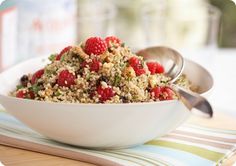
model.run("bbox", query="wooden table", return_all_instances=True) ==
[1,112,236,166]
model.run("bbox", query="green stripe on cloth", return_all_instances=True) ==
[146,140,224,162]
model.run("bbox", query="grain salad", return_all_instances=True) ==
[11,36,195,103]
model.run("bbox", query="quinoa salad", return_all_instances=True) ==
[11,36,196,103]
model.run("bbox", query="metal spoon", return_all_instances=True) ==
[137,46,213,118]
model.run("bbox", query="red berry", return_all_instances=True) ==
[89,59,101,72]
[150,86,174,101]
[135,68,146,76]
[56,46,72,60]
[146,61,164,74]
[16,90,35,99]
[156,63,164,73]
[31,69,44,84]
[97,85,114,102]
[105,36,121,46]
[84,37,107,55]
[27,91,35,99]
[57,70,76,87]
[129,57,146,76]
[129,57,140,67]
[16,90,27,98]
[161,87,174,100]
[146,62,158,75]
[150,86,161,99]
[80,61,88,68]
[80,59,101,72]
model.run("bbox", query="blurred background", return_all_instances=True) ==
[0,0,236,114]
[0,0,235,71]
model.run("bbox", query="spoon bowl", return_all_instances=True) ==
[137,46,213,118]
[137,46,184,83]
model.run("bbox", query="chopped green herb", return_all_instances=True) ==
[78,56,84,63]
[121,43,125,47]
[55,91,61,96]
[45,69,56,76]
[48,54,57,61]
[114,74,121,86]
[126,77,132,82]
[78,68,83,75]
[16,85,24,90]
[46,69,52,75]
[141,60,145,67]
[86,73,91,80]
[29,84,40,94]
[133,95,139,100]
[160,80,168,84]
[120,62,126,68]
[60,55,65,62]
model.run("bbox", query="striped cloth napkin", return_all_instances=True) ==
[0,111,236,166]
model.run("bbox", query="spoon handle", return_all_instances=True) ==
[171,84,213,118]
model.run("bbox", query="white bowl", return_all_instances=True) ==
[0,56,213,149]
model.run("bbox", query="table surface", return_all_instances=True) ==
[1,111,236,166]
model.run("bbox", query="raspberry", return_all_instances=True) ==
[135,68,146,76]
[128,57,146,76]
[105,36,121,46]
[146,62,158,75]
[146,62,164,74]
[56,46,72,60]
[31,69,44,84]
[161,87,174,100]
[156,63,164,73]
[16,90,26,98]
[57,70,76,87]
[80,59,101,72]
[80,61,88,68]
[16,90,35,99]
[27,91,35,99]
[89,59,101,72]
[150,86,174,101]
[150,86,161,99]
[129,57,140,67]
[97,85,114,102]
[84,37,107,55]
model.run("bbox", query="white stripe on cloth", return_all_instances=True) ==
[178,126,236,140]
[168,132,236,146]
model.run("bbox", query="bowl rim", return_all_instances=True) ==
[0,94,177,107]
[0,56,214,107]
